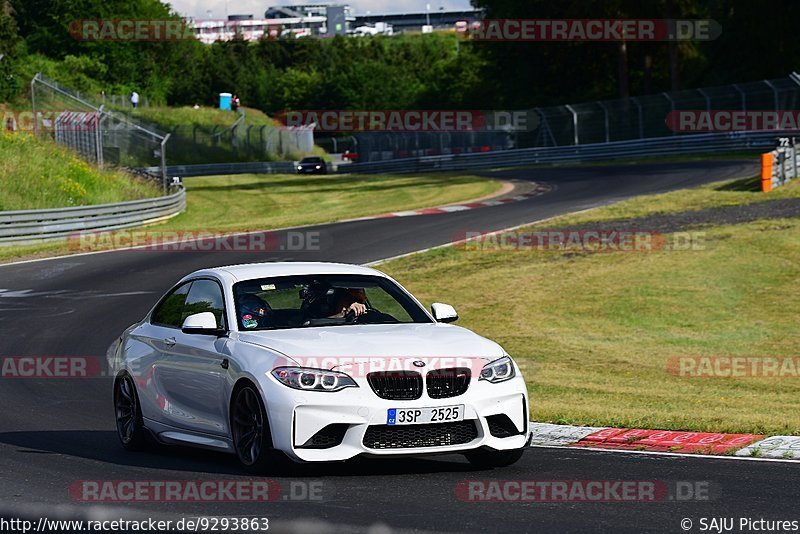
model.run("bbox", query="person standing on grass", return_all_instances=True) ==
[130,90,140,109]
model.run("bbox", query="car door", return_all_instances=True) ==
[130,280,191,425]
[149,278,231,436]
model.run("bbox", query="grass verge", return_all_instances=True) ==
[164,172,499,232]
[130,106,325,163]
[131,106,276,129]
[378,177,800,435]
[0,172,501,263]
[0,132,160,211]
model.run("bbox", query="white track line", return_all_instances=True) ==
[0,179,541,269]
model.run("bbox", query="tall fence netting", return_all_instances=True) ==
[355,75,800,163]
[30,73,168,184]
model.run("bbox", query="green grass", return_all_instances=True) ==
[131,106,277,129]
[0,171,501,262]
[163,172,499,232]
[0,131,160,211]
[378,178,800,435]
[550,175,797,224]
[129,105,324,164]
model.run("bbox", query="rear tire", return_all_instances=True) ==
[231,383,285,474]
[114,373,150,451]
[465,447,526,468]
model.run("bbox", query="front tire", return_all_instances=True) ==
[231,383,283,474]
[114,373,150,451]
[465,447,526,468]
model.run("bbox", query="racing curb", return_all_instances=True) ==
[528,423,800,459]
[353,183,553,220]
[0,181,554,269]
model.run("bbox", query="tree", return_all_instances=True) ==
[0,3,20,100]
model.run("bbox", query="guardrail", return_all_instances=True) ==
[760,139,799,192]
[344,131,778,174]
[0,187,186,246]
[140,161,298,178]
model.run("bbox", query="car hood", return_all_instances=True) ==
[237,323,505,369]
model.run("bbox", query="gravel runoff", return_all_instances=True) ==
[554,198,800,234]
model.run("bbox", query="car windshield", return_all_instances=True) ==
[233,274,432,331]
[300,157,323,163]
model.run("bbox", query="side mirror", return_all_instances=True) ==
[182,312,225,335]
[431,303,458,323]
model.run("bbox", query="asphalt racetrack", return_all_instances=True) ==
[3,159,797,533]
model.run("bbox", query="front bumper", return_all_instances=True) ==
[260,372,529,462]
[297,167,325,174]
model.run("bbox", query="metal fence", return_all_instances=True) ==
[345,130,776,174]
[30,73,169,186]
[353,75,800,163]
[0,187,186,246]
[527,76,800,148]
[352,130,512,163]
[159,118,314,165]
[314,135,358,155]
[53,111,102,164]
[100,92,151,109]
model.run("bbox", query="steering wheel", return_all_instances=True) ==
[344,308,377,324]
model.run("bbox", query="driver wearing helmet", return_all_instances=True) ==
[301,282,367,320]
[239,294,273,329]
[327,287,368,319]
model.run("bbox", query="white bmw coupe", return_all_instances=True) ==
[111,262,530,472]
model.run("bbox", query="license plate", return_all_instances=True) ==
[387,405,464,425]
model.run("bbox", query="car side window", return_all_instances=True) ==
[182,279,226,329]
[151,282,192,328]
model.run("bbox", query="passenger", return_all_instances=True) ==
[239,294,272,329]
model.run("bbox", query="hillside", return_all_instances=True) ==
[0,131,160,211]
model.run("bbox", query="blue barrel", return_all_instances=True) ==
[219,92,232,110]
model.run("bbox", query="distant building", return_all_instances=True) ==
[354,9,483,33]
[325,5,347,37]
[190,5,482,43]
[265,4,354,19]
[264,3,354,36]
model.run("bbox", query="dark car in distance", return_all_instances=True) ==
[297,156,328,175]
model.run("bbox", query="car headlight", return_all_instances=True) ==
[315,165,321,169]
[479,356,515,383]
[297,165,302,170]
[271,367,358,392]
